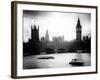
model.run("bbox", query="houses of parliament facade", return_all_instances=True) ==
[23,18,91,56]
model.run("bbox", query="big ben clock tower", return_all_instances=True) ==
[76,18,82,41]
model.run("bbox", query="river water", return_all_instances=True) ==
[23,53,91,69]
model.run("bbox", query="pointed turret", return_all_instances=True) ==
[45,30,49,42]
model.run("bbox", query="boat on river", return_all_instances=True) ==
[69,59,84,66]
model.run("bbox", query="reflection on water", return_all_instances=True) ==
[23,53,91,69]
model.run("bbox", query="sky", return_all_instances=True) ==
[23,10,91,42]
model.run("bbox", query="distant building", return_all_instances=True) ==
[76,18,82,41]
[41,37,46,43]
[45,30,49,42]
[53,36,64,43]
[52,36,64,49]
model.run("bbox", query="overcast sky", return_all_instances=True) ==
[23,10,91,42]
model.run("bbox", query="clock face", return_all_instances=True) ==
[76,28,81,31]
[76,27,81,31]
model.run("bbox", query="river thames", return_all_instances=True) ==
[23,53,91,69]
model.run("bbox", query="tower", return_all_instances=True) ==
[76,18,82,41]
[31,24,39,42]
[45,30,49,42]
[30,24,40,55]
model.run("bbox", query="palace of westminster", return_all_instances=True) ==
[23,18,91,56]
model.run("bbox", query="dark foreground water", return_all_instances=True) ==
[23,53,91,69]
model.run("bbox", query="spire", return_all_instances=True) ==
[76,17,81,28]
[77,17,80,24]
[78,17,80,23]
[45,30,49,42]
